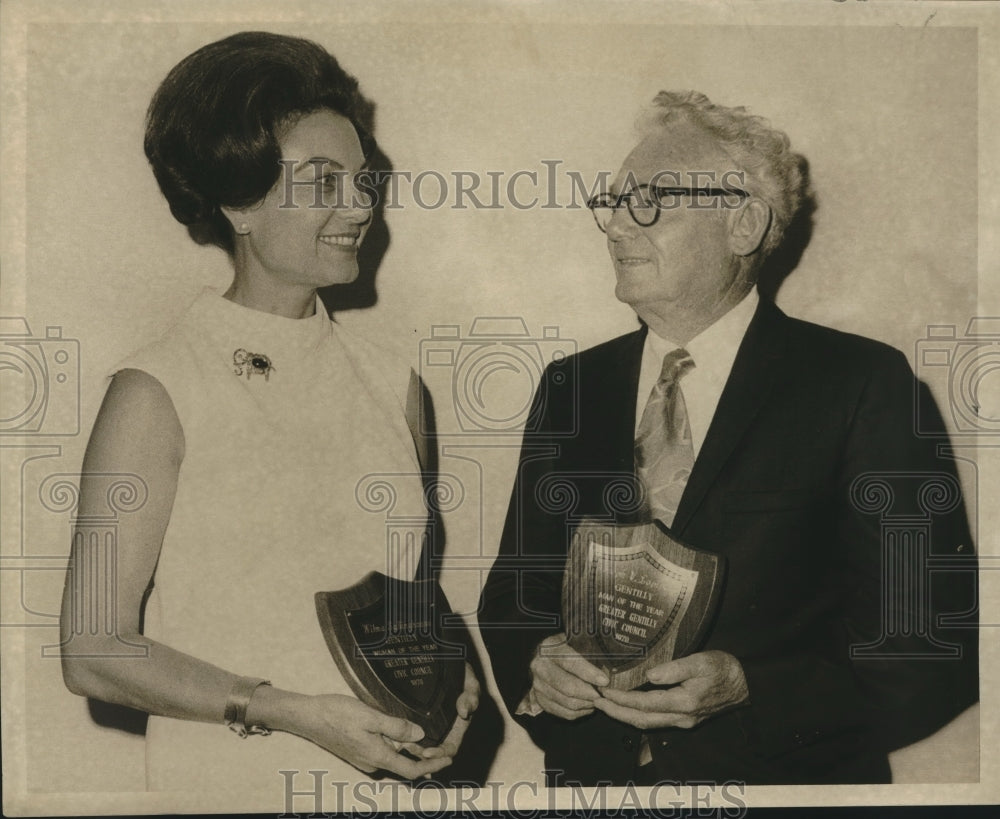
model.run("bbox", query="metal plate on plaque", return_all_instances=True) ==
[315,572,465,746]
[563,521,724,690]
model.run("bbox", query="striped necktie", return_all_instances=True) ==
[634,348,695,527]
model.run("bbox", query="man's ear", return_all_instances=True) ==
[728,199,771,257]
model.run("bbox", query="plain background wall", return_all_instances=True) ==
[3,1,997,812]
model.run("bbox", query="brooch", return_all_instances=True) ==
[233,348,275,381]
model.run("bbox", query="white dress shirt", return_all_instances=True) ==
[635,289,759,458]
[631,290,758,762]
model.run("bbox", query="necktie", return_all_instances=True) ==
[634,348,695,527]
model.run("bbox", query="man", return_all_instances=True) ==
[478,90,978,785]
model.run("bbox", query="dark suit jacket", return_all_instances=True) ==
[478,298,978,785]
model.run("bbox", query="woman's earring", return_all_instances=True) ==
[236,222,251,235]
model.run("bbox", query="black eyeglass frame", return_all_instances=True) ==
[586,184,750,231]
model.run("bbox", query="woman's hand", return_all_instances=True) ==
[405,662,481,760]
[278,693,456,780]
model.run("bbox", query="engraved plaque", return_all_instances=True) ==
[315,572,465,745]
[563,520,724,690]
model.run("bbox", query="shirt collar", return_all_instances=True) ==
[646,288,759,372]
[639,289,758,456]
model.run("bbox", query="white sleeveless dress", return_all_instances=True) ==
[117,289,428,806]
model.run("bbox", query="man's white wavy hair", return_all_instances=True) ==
[639,90,808,266]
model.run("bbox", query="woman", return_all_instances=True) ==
[59,31,477,796]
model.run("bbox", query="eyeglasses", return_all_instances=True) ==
[586,184,750,232]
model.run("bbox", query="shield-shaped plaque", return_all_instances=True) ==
[315,572,466,746]
[562,520,724,690]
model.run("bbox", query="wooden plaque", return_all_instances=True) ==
[562,520,725,690]
[315,572,465,746]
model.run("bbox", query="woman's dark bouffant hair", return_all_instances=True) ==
[144,31,374,254]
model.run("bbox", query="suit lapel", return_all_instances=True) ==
[672,299,789,535]
[589,327,646,475]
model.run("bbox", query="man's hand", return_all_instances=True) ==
[528,632,609,720]
[592,650,748,730]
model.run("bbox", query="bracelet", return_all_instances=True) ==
[223,677,272,738]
